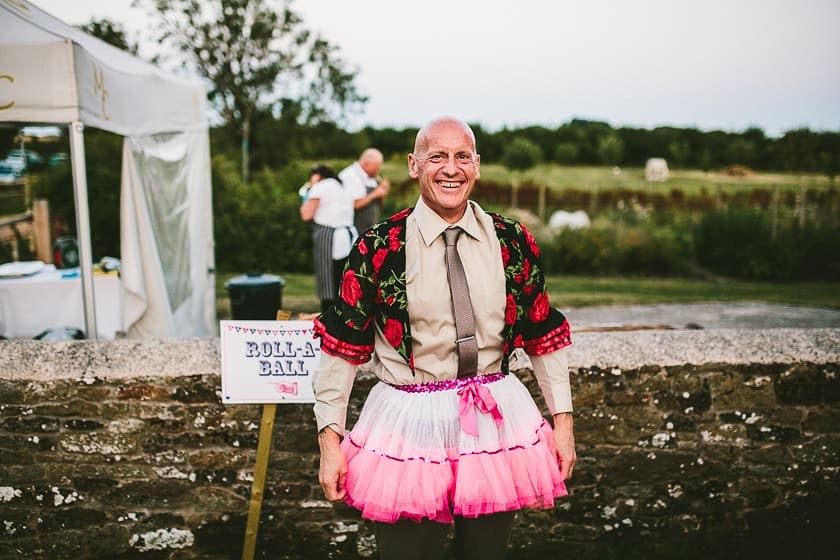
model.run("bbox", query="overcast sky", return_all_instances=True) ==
[27,0,840,137]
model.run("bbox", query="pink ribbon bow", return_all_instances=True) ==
[457,381,504,437]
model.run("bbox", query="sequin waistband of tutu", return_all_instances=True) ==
[388,372,507,393]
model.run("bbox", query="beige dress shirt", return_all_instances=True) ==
[313,198,572,434]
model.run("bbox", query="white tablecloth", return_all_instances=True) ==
[0,265,124,339]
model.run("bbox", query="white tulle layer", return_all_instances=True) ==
[340,373,567,523]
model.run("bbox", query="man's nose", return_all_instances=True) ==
[443,156,458,174]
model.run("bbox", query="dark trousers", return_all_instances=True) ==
[373,511,517,560]
[320,259,347,313]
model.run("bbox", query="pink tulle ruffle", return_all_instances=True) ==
[340,420,566,524]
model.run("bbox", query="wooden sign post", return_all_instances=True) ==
[220,312,318,560]
[241,402,277,560]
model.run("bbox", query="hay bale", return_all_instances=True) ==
[549,209,591,230]
[645,158,670,182]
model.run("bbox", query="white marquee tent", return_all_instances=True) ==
[0,0,215,338]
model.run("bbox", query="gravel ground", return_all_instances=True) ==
[562,302,840,331]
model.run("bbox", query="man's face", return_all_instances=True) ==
[408,121,480,223]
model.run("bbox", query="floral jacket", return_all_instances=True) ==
[314,207,572,375]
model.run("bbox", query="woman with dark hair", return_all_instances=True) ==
[300,165,358,313]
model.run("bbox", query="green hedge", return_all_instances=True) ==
[535,209,839,281]
[539,221,693,277]
[693,209,840,281]
[213,157,313,273]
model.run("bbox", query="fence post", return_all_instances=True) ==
[511,176,519,209]
[33,199,51,263]
[537,184,546,221]
[798,183,806,228]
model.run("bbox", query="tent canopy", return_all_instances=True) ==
[0,0,206,136]
[0,0,216,338]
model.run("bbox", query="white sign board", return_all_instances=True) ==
[220,320,319,404]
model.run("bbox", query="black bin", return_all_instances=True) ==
[53,236,79,269]
[225,272,285,320]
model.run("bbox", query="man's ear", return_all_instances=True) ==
[475,153,481,180]
[408,153,419,179]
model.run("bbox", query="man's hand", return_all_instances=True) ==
[374,178,390,199]
[354,179,390,210]
[318,427,348,501]
[553,412,576,480]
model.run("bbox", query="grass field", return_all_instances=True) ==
[216,272,840,318]
[545,276,840,308]
[215,163,838,318]
[379,161,833,196]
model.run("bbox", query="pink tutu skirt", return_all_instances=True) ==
[340,373,567,524]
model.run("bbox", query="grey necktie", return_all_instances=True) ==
[444,227,478,378]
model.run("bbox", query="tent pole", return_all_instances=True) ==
[69,121,98,340]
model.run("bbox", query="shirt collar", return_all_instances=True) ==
[414,197,483,247]
[354,161,370,178]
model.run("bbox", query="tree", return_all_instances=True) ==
[137,0,366,184]
[597,134,624,166]
[667,139,690,168]
[80,18,139,54]
[726,139,757,167]
[817,132,840,184]
[362,126,417,160]
[776,128,819,172]
[553,142,579,165]
[502,137,543,171]
[565,119,612,164]
[502,137,543,213]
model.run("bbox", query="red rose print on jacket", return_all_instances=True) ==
[529,291,550,322]
[388,227,402,251]
[523,225,539,257]
[341,269,363,306]
[384,318,404,348]
[390,208,412,222]
[504,294,517,325]
[372,248,388,274]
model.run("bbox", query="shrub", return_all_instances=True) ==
[538,220,693,277]
[553,142,579,164]
[693,210,783,279]
[501,137,543,171]
[597,134,624,166]
[693,209,840,281]
[617,225,692,276]
[212,156,313,273]
[791,225,840,280]
[540,227,619,275]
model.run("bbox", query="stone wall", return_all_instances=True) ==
[1,330,838,559]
